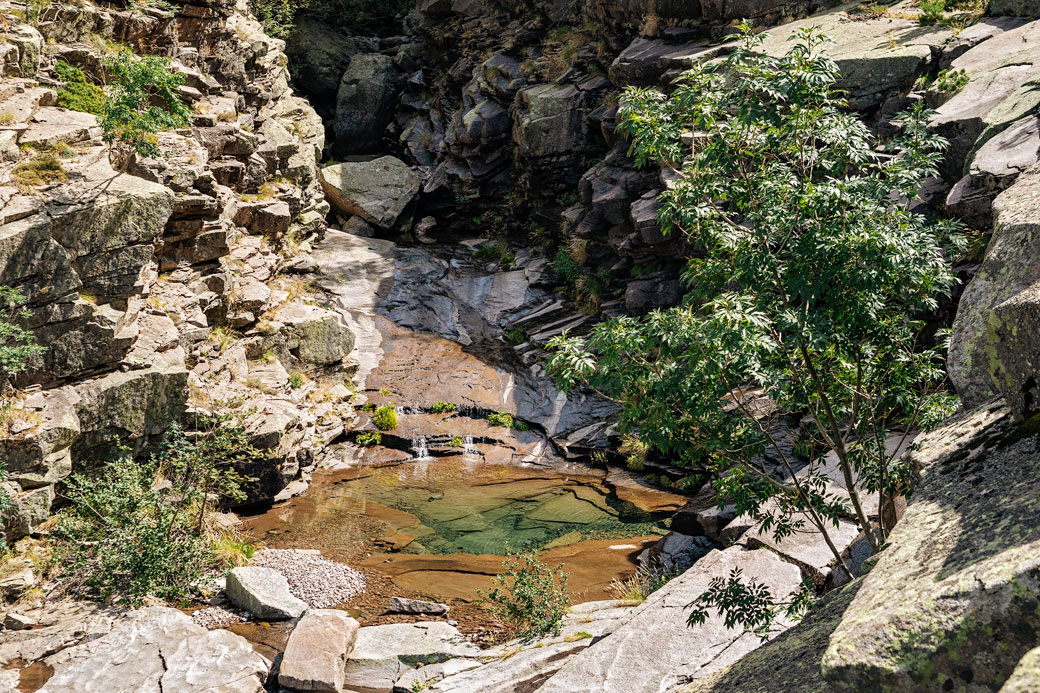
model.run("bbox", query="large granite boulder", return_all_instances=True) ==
[319,156,422,230]
[538,546,803,693]
[949,162,1040,405]
[1002,646,1040,692]
[989,0,1040,16]
[820,400,1040,691]
[279,609,359,692]
[275,302,356,366]
[226,566,307,620]
[985,280,1040,420]
[343,622,481,691]
[37,606,268,692]
[334,53,399,154]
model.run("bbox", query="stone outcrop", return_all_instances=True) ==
[818,399,1040,691]
[950,162,1040,404]
[319,157,422,230]
[36,606,269,693]
[986,279,1040,419]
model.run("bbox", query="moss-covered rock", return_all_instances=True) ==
[820,401,1040,691]
[1001,646,1040,692]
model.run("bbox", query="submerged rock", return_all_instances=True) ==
[388,596,450,616]
[226,566,307,620]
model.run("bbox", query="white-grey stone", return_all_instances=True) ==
[226,566,307,620]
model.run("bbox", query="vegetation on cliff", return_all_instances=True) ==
[549,25,962,631]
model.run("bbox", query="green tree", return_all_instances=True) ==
[480,551,570,638]
[100,49,191,157]
[548,25,961,632]
[0,286,45,387]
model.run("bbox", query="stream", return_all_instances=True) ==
[238,229,686,644]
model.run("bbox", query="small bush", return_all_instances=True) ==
[356,431,382,447]
[289,371,305,389]
[430,401,457,414]
[474,241,515,266]
[553,247,581,283]
[0,286,46,381]
[487,411,514,428]
[54,60,107,116]
[479,551,570,638]
[505,328,527,345]
[373,405,398,431]
[918,0,945,24]
[13,155,67,187]
[55,419,257,604]
[933,68,969,94]
[609,564,675,604]
[101,49,191,157]
[447,436,464,448]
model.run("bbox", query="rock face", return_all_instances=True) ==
[334,53,399,154]
[37,606,268,693]
[343,621,481,691]
[819,400,1040,691]
[949,163,1040,404]
[319,157,422,229]
[538,546,803,693]
[1002,646,1040,693]
[225,566,308,620]
[279,609,360,692]
[986,279,1040,419]
[513,77,608,158]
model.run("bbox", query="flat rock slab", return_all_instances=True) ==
[19,107,101,148]
[344,621,481,691]
[319,156,421,229]
[820,401,1040,691]
[37,606,268,693]
[392,658,482,693]
[538,546,803,693]
[434,641,586,692]
[279,609,359,692]
[226,566,307,620]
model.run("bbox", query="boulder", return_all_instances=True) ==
[37,606,268,693]
[343,622,480,691]
[3,485,53,539]
[392,658,482,693]
[1002,646,1040,693]
[0,387,79,489]
[19,107,101,148]
[276,302,356,366]
[279,609,359,692]
[985,279,1040,420]
[387,596,450,616]
[334,53,399,154]
[319,157,422,230]
[4,612,38,630]
[538,546,803,693]
[949,162,1040,404]
[433,642,586,692]
[639,532,714,575]
[0,563,37,600]
[679,581,864,693]
[624,273,682,312]
[819,400,1040,691]
[609,38,715,87]
[225,566,307,620]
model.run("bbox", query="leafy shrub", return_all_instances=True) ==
[289,371,305,388]
[355,431,382,446]
[474,241,515,266]
[55,419,256,604]
[430,401,457,413]
[447,436,464,448]
[487,411,514,428]
[373,405,398,431]
[54,60,106,116]
[933,68,969,94]
[553,247,581,283]
[479,551,570,638]
[0,286,46,382]
[918,0,945,24]
[505,328,527,345]
[100,49,191,157]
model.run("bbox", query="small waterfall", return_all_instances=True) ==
[462,435,477,458]
[411,435,431,461]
